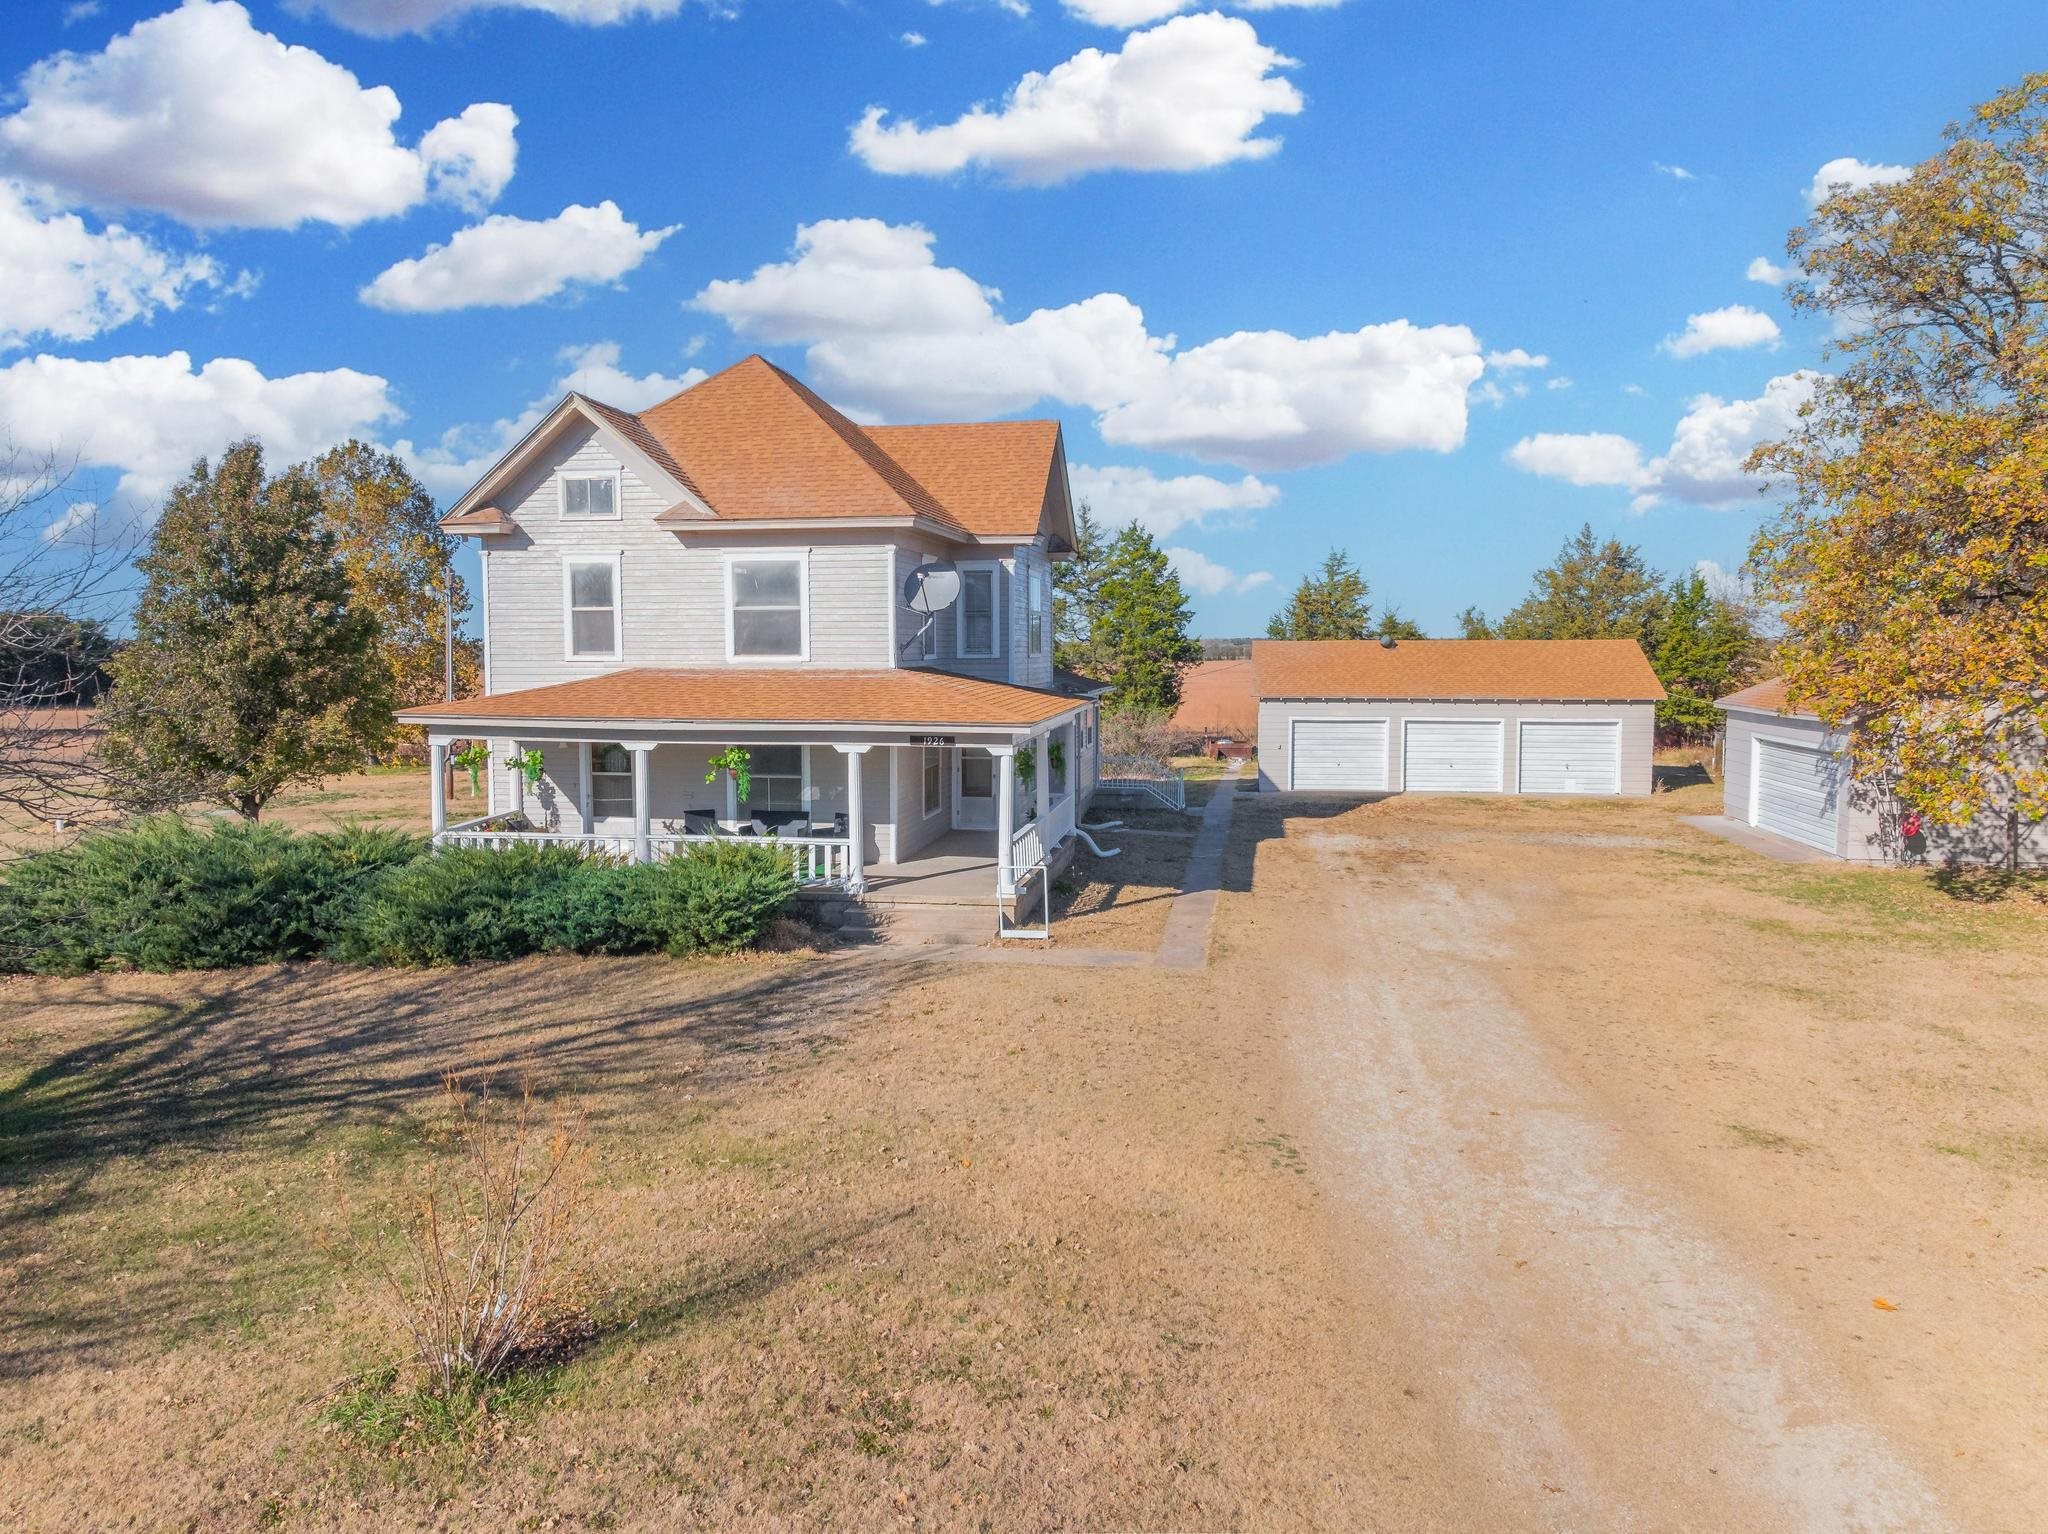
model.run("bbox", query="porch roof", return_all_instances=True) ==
[398,666,1084,732]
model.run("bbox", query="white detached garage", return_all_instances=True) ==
[1253,638,1662,797]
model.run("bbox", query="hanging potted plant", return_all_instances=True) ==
[706,746,752,807]
[451,741,490,798]
[1047,738,1066,790]
[510,747,546,788]
[1014,743,1038,820]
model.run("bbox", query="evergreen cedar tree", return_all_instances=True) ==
[1461,524,1761,741]
[1265,548,1426,641]
[309,441,481,714]
[1055,507,1202,713]
[1748,71,2048,830]
[103,440,393,820]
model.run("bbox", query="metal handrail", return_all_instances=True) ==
[997,859,1052,941]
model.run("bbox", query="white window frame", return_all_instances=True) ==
[588,742,635,821]
[558,468,623,522]
[724,550,810,664]
[922,746,943,818]
[1026,564,1045,657]
[956,561,1001,660]
[562,553,622,662]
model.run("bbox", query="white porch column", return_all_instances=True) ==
[836,745,870,894]
[992,744,1017,896]
[506,739,524,815]
[428,738,448,838]
[1033,728,1051,828]
[723,749,739,824]
[628,743,655,863]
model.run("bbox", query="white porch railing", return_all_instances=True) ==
[1010,790,1077,879]
[436,817,854,889]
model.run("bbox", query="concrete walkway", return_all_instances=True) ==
[1155,760,1246,969]
[1681,814,1831,864]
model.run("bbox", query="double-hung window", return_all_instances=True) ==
[560,471,619,521]
[922,747,942,817]
[742,745,804,823]
[728,556,806,661]
[1026,565,1044,656]
[564,555,620,660]
[958,564,999,659]
[589,743,633,819]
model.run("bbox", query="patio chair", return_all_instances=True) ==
[682,810,720,837]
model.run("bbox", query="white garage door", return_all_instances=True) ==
[1518,720,1621,795]
[1752,737,1842,853]
[1403,719,1503,793]
[1290,718,1389,790]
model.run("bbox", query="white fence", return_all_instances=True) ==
[437,818,854,888]
[1098,754,1186,811]
[1009,790,1077,888]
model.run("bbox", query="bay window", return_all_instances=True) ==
[958,564,998,659]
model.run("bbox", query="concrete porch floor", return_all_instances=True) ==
[863,829,1005,905]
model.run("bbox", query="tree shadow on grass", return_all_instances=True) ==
[1929,867,2048,905]
[0,954,905,1376]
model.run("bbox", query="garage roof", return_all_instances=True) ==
[1715,677,1814,716]
[1252,639,1666,702]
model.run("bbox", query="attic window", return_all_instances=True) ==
[561,472,619,520]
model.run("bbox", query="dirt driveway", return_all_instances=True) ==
[1213,788,2047,1533]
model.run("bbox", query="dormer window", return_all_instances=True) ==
[727,553,808,661]
[958,564,999,659]
[560,471,620,520]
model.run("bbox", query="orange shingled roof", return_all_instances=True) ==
[439,505,515,533]
[1252,639,1666,701]
[1716,676,1809,715]
[397,667,1082,729]
[635,356,966,534]
[864,420,1065,541]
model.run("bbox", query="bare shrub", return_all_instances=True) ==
[380,1078,592,1395]
[1100,705,1184,761]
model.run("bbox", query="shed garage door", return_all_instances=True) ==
[1290,718,1389,791]
[1752,737,1842,853]
[1518,720,1621,795]
[1403,719,1503,793]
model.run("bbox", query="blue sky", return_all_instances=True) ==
[3,0,2041,637]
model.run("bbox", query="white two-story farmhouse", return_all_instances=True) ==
[398,355,1108,909]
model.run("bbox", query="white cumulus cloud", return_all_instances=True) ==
[0,350,400,508]
[1805,155,1911,206]
[288,0,686,34]
[0,180,233,350]
[1485,347,1549,371]
[0,1,516,230]
[849,14,1303,185]
[1659,304,1780,359]
[1069,462,1277,538]
[1166,545,1272,596]
[1507,371,1820,511]
[693,218,1486,470]
[360,202,678,312]
[393,341,705,495]
[1062,0,1344,27]
[1745,255,1795,285]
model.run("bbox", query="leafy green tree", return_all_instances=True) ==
[307,440,479,714]
[1266,548,1373,639]
[1653,572,1760,739]
[103,440,393,819]
[1095,524,1201,713]
[1053,501,1110,677]
[1494,523,1668,647]
[1748,73,2048,835]
[1454,605,1494,640]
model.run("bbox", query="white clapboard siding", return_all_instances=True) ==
[1752,737,1842,852]
[1517,720,1621,795]
[1403,719,1504,793]
[1289,718,1390,790]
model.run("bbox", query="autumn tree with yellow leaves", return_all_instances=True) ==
[1749,74,2048,854]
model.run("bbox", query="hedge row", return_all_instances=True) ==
[0,818,797,975]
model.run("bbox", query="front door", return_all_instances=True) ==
[954,749,995,829]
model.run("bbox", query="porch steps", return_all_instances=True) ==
[804,895,1004,948]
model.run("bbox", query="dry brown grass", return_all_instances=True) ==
[0,945,1394,1531]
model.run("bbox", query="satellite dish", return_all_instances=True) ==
[903,562,962,615]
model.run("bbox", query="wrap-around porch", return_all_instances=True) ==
[423,725,1088,902]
